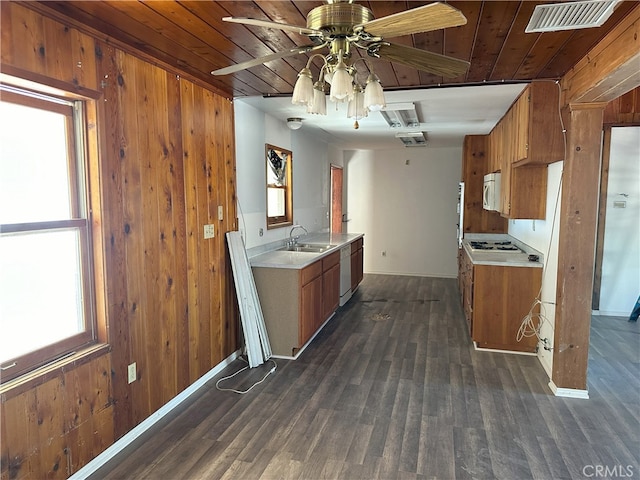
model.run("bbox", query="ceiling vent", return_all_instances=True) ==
[380,103,420,128]
[395,132,427,147]
[525,0,620,33]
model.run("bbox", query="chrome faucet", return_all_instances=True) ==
[288,224,308,246]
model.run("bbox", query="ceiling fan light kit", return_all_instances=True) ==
[212,1,470,130]
[292,67,314,106]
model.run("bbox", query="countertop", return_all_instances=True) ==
[461,233,543,268]
[249,232,364,269]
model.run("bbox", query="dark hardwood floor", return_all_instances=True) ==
[91,275,640,480]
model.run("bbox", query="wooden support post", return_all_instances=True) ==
[552,103,605,392]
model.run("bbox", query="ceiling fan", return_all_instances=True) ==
[211,0,470,79]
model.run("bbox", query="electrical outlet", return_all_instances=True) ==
[128,362,137,384]
[204,224,215,239]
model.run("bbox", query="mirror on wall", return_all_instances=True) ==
[266,144,293,229]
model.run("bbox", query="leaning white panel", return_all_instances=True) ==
[226,231,272,367]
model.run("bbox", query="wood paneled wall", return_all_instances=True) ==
[461,135,508,235]
[604,86,640,125]
[1,2,238,478]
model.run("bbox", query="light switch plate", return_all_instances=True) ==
[128,362,136,384]
[218,205,224,221]
[204,224,215,239]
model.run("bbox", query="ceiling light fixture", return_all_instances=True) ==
[292,51,386,130]
[380,103,420,128]
[287,117,303,130]
[395,131,428,147]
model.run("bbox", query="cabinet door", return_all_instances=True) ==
[472,264,541,352]
[351,246,363,290]
[300,274,322,347]
[322,263,340,323]
[459,251,474,335]
[513,88,530,162]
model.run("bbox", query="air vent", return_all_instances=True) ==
[380,103,420,128]
[395,132,427,147]
[525,0,620,33]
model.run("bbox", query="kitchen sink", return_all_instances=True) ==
[278,244,337,253]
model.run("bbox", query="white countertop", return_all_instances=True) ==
[461,234,543,268]
[250,233,364,269]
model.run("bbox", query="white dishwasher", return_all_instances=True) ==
[339,245,352,306]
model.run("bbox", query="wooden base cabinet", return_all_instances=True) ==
[322,251,341,320]
[459,249,542,353]
[351,237,364,291]
[300,260,323,348]
[458,249,474,336]
[253,250,341,357]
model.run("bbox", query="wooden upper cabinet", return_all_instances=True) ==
[513,91,529,162]
[512,82,565,166]
[503,165,548,219]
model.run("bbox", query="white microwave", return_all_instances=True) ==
[483,172,501,211]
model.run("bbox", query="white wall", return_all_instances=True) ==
[599,126,640,316]
[345,146,462,278]
[234,101,340,249]
[509,161,563,377]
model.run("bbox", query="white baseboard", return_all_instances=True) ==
[69,350,241,480]
[549,380,589,399]
[473,342,537,356]
[364,270,458,279]
[592,309,630,317]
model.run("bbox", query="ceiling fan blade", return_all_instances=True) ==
[212,44,325,76]
[223,17,322,36]
[357,2,467,38]
[371,43,469,78]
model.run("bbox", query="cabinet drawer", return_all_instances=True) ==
[322,251,340,271]
[301,260,322,285]
[351,237,363,252]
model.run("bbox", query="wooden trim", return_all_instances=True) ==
[330,164,343,234]
[552,104,605,390]
[0,343,111,399]
[19,1,234,100]
[592,127,612,310]
[1,65,102,100]
[562,4,640,104]
[265,144,293,229]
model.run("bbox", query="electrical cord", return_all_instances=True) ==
[517,298,551,343]
[215,357,277,395]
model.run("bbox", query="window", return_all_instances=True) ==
[0,84,96,382]
[266,144,293,229]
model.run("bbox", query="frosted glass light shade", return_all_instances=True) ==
[364,73,385,111]
[287,118,303,130]
[308,86,327,115]
[292,68,314,106]
[347,87,367,120]
[330,62,353,101]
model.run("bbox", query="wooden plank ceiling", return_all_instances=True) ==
[38,1,638,99]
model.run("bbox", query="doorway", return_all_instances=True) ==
[330,165,343,233]
[593,126,640,316]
